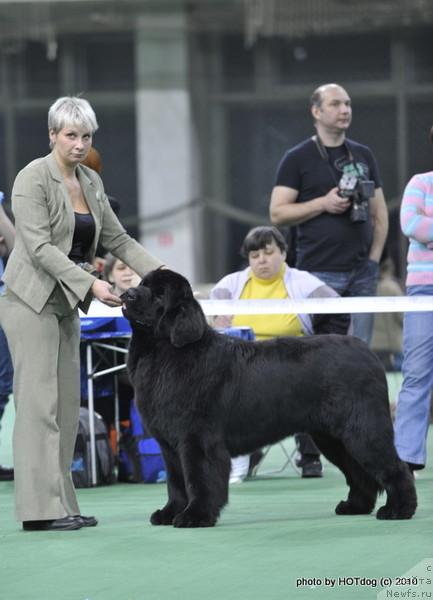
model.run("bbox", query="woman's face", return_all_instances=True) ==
[49,125,93,168]
[248,239,286,280]
[109,260,140,294]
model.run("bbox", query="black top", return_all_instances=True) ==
[68,212,96,264]
[274,137,382,272]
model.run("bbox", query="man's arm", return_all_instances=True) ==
[269,185,351,226]
[368,187,389,263]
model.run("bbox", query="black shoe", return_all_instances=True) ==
[406,461,423,471]
[0,465,14,481]
[22,516,83,531]
[405,461,423,474]
[301,458,323,478]
[75,515,98,527]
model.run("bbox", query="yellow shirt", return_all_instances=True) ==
[232,265,304,340]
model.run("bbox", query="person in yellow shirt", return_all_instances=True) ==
[211,226,349,481]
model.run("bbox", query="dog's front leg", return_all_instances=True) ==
[172,432,231,528]
[150,442,188,526]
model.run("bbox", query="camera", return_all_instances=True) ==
[338,172,375,223]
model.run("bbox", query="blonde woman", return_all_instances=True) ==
[0,97,163,531]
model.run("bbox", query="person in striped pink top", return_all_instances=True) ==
[394,124,433,473]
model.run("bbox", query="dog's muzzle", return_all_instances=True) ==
[120,288,138,304]
[120,287,151,327]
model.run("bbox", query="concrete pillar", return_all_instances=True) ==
[134,11,201,282]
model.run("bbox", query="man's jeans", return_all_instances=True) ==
[0,325,13,421]
[311,259,379,345]
[394,285,433,467]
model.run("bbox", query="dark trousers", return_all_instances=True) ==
[295,432,320,458]
[0,325,13,421]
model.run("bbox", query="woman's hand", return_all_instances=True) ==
[91,279,122,306]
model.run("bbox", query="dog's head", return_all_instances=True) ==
[121,268,207,348]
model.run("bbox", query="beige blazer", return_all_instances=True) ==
[3,152,162,314]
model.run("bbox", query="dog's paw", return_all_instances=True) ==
[172,509,217,528]
[376,505,414,520]
[150,509,175,526]
[335,500,373,515]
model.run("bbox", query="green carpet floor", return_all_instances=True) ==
[0,402,431,600]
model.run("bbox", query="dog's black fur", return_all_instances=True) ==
[122,269,417,527]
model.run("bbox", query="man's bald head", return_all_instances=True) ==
[310,84,349,109]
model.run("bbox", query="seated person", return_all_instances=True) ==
[103,253,141,296]
[80,254,141,436]
[210,226,349,482]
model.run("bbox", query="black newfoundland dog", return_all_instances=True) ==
[122,269,417,527]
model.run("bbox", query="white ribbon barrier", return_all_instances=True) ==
[82,295,433,318]
[200,296,433,315]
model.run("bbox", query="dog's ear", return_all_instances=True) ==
[151,270,206,346]
[166,300,207,348]
[162,273,195,310]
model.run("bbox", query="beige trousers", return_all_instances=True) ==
[0,287,81,522]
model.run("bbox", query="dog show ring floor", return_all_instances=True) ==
[0,401,432,600]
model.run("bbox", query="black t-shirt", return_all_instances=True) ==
[69,212,96,264]
[274,137,382,271]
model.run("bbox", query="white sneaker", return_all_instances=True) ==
[229,455,249,484]
[229,475,245,484]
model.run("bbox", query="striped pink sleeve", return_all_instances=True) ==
[400,174,433,244]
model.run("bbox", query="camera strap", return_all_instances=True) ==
[312,134,363,185]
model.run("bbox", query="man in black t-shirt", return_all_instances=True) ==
[270,83,388,476]
[270,83,388,342]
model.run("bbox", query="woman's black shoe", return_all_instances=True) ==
[75,515,98,527]
[0,465,14,481]
[22,516,82,531]
[406,461,424,473]
[296,456,324,478]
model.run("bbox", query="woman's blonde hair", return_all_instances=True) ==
[48,96,98,135]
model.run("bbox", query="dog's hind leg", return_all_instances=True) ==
[172,432,231,528]
[375,461,417,520]
[311,433,379,515]
[150,441,189,526]
[339,434,417,520]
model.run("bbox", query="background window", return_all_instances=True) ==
[85,34,134,92]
